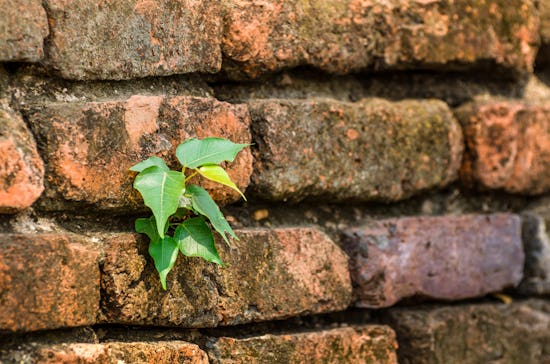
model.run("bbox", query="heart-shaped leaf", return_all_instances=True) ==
[149,237,179,290]
[176,138,248,169]
[198,165,246,200]
[186,184,236,245]
[175,216,223,265]
[133,166,185,237]
[129,156,169,172]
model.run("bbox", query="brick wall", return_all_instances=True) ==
[1,1,550,363]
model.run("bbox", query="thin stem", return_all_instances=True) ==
[185,170,199,182]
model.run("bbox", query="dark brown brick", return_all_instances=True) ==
[519,210,550,296]
[43,0,222,80]
[249,98,462,202]
[222,0,538,79]
[343,214,523,308]
[384,300,550,364]
[0,0,48,61]
[26,95,252,211]
[0,234,100,332]
[207,325,397,364]
[27,341,208,363]
[456,100,550,194]
[100,228,351,327]
[0,106,44,213]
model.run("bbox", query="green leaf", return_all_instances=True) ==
[176,137,248,169]
[186,184,237,245]
[198,165,246,200]
[148,236,179,290]
[133,166,185,238]
[174,217,223,265]
[135,216,161,243]
[129,156,169,172]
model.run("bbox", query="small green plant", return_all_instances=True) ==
[130,137,248,289]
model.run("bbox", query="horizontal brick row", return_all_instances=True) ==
[5,95,550,214]
[0,326,398,363]
[342,214,524,307]
[384,300,550,364]
[0,0,540,79]
[0,227,351,332]
[25,95,252,211]
[207,326,398,364]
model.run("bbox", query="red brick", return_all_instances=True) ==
[0,0,48,61]
[0,106,44,213]
[0,234,100,332]
[100,228,351,327]
[31,341,208,364]
[343,214,523,308]
[207,326,397,364]
[26,95,252,211]
[222,0,538,79]
[384,300,550,364]
[43,0,222,80]
[456,100,550,194]
[249,98,462,202]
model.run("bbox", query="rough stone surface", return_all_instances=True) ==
[457,100,550,194]
[540,0,550,45]
[222,0,538,79]
[0,0,48,61]
[100,227,351,327]
[0,234,100,332]
[384,300,550,364]
[343,214,524,308]
[26,95,252,211]
[519,211,550,295]
[43,0,222,80]
[249,98,463,202]
[0,106,44,213]
[29,341,208,364]
[207,326,398,364]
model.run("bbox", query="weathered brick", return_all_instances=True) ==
[0,0,48,61]
[383,300,550,364]
[456,100,550,194]
[6,341,208,364]
[100,227,351,327]
[206,326,397,364]
[26,95,252,211]
[222,0,538,79]
[0,106,44,213]
[540,0,550,45]
[343,214,523,308]
[249,98,462,202]
[519,211,550,295]
[43,0,222,80]
[0,234,100,332]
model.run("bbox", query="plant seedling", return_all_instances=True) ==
[130,137,248,289]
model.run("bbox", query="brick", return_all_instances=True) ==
[0,0,48,61]
[456,100,550,194]
[0,234,100,332]
[519,211,550,295]
[383,300,550,364]
[26,95,252,211]
[206,326,397,364]
[43,0,222,80]
[540,0,550,45]
[342,214,523,308]
[100,227,351,327]
[11,341,209,364]
[222,0,538,79]
[0,106,44,213]
[249,98,462,202]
